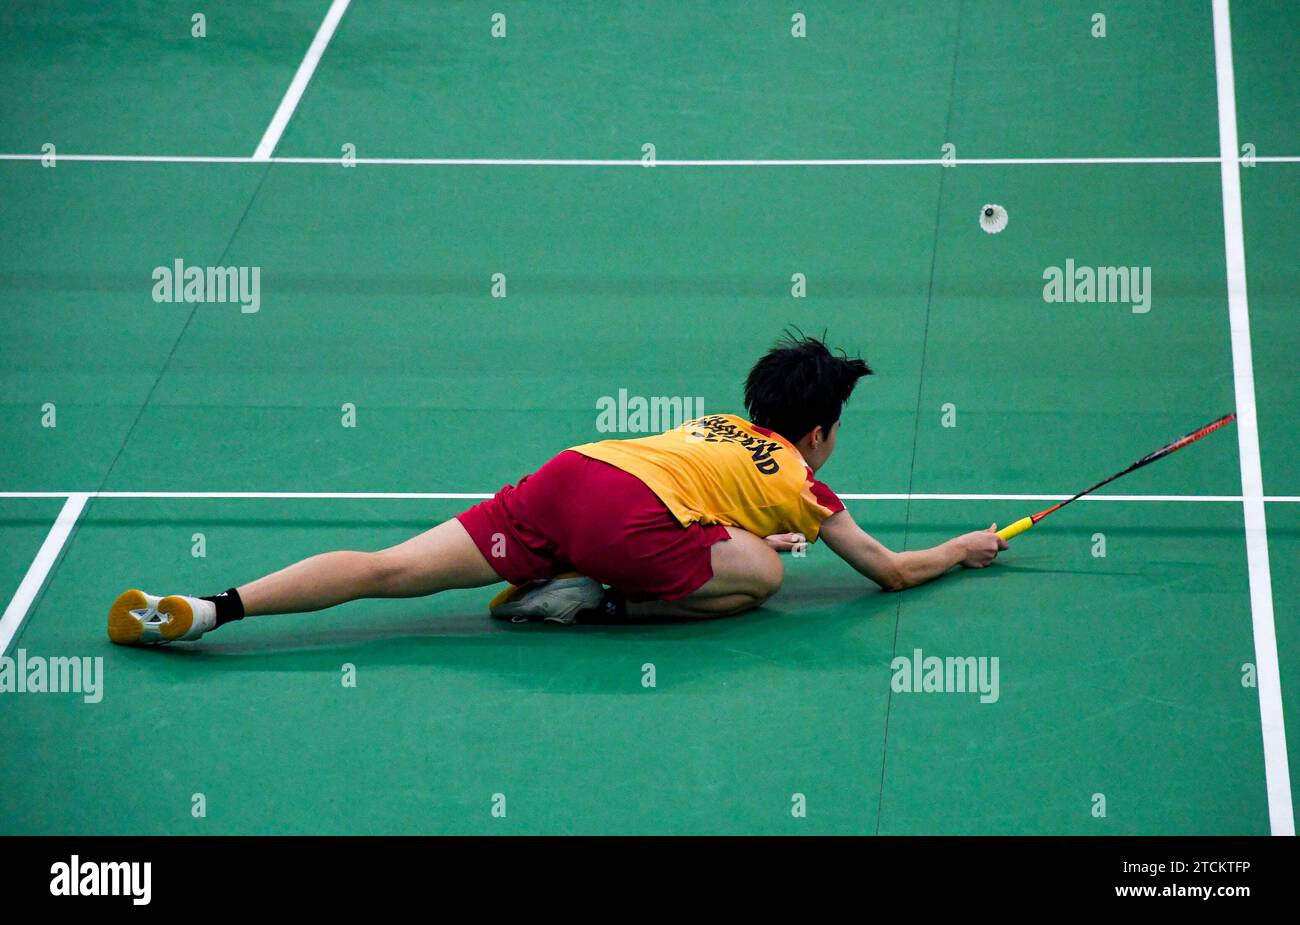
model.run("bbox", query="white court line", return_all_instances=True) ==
[0,154,252,164]
[1213,0,1293,837]
[0,491,1296,502]
[6,154,1300,167]
[251,0,352,161]
[0,493,88,657]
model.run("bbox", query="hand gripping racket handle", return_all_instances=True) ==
[996,517,1034,541]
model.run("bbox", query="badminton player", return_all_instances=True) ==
[108,334,1006,644]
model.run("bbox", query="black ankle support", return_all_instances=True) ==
[202,587,245,627]
[578,589,627,624]
[602,589,627,619]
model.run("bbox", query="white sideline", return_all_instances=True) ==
[3,153,1299,167]
[1213,0,1293,836]
[7,153,1300,166]
[252,0,352,161]
[0,493,88,657]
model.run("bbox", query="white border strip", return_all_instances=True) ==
[5,154,1300,167]
[0,491,1295,502]
[1213,0,1293,836]
[252,0,352,161]
[0,493,87,656]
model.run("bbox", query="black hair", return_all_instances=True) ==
[743,330,872,444]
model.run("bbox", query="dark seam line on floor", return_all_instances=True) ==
[875,0,964,836]
[13,161,275,650]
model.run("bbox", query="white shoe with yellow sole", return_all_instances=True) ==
[108,589,216,646]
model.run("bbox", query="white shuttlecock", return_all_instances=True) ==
[979,203,1008,234]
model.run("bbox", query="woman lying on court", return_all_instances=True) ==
[107,334,1007,645]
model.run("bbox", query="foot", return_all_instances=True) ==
[488,574,604,625]
[107,589,216,646]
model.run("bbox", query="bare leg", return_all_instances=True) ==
[237,518,501,617]
[626,527,783,620]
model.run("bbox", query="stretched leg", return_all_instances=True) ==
[626,527,782,620]
[239,518,500,616]
[110,518,505,646]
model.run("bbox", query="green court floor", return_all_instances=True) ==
[0,0,1295,835]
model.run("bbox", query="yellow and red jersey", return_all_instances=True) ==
[569,414,844,541]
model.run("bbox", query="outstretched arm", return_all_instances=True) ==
[813,509,1007,592]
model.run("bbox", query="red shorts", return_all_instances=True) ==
[456,450,731,601]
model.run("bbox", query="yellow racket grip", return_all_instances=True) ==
[996,517,1034,541]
